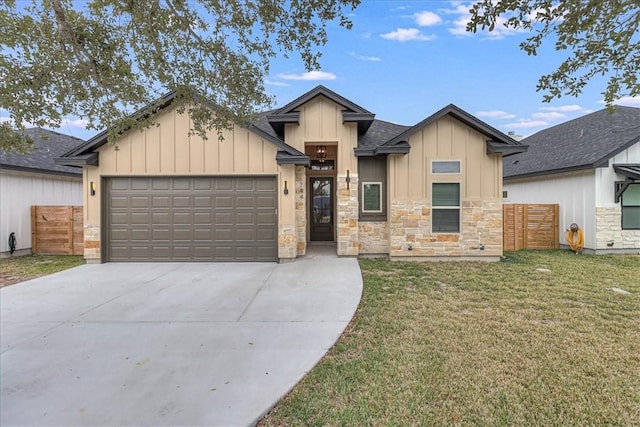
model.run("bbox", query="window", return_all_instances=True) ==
[358,157,387,221]
[622,183,640,230]
[432,160,460,174]
[362,182,382,213]
[432,183,460,233]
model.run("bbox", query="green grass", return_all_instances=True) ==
[260,251,640,426]
[0,255,85,287]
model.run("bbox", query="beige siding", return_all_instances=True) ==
[390,115,501,200]
[283,95,358,173]
[84,106,281,238]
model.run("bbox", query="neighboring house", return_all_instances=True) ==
[1,128,84,256]
[503,106,640,253]
[58,86,525,263]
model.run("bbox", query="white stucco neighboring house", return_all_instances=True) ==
[503,106,640,253]
[0,128,84,257]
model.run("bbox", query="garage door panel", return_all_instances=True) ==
[152,228,171,240]
[131,213,150,224]
[173,228,193,241]
[173,196,192,208]
[215,228,232,241]
[106,176,276,262]
[151,179,171,191]
[110,196,129,209]
[152,196,170,208]
[152,212,171,225]
[236,212,255,225]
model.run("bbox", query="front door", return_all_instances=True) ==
[310,177,334,241]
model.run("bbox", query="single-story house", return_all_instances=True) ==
[1,128,84,256]
[503,106,640,253]
[58,86,526,263]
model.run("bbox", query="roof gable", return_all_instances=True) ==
[57,91,308,167]
[504,106,640,179]
[1,128,84,176]
[356,104,526,156]
[266,85,375,137]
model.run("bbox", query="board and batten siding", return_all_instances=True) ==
[0,169,82,254]
[503,170,597,250]
[283,95,359,174]
[389,115,502,200]
[83,105,291,260]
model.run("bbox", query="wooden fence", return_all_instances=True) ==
[503,204,559,251]
[31,206,84,255]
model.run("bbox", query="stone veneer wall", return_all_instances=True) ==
[358,222,389,254]
[278,224,297,259]
[596,206,640,250]
[295,166,307,256]
[84,224,101,262]
[336,173,359,256]
[389,199,502,257]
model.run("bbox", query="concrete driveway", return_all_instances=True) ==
[1,247,362,426]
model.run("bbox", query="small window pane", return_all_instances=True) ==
[432,161,460,174]
[622,206,640,229]
[622,184,640,206]
[362,183,382,212]
[433,183,460,207]
[433,209,460,232]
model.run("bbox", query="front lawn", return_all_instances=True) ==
[0,255,85,288]
[260,251,640,426]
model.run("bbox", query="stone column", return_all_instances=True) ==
[336,173,359,256]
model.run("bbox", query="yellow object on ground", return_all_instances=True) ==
[565,224,584,253]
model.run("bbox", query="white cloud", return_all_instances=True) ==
[531,111,566,120]
[476,110,516,119]
[505,119,549,129]
[265,79,290,87]
[276,71,337,81]
[598,96,640,107]
[62,118,88,129]
[415,11,442,26]
[349,51,381,62]
[445,3,526,39]
[381,28,436,42]
[539,104,584,112]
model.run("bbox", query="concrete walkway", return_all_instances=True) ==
[1,246,362,426]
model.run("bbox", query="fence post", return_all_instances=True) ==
[31,206,37,254]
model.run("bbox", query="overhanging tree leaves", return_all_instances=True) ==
[467,0,639,105]
[0,0,360,152]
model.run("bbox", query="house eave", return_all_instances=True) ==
[486,141,529,156]
[276,152,311,166]
[0,163,83,178]
[55,153,99,167]
[504,164,597,181]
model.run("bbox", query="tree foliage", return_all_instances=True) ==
[0,0,359,152]
[467,0,639,105]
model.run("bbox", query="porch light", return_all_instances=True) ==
[346,169,351,189]
[283,180,289,195]
[316,145,327,159]
[90,181,96,196]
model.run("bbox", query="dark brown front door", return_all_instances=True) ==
[310,177,334,241]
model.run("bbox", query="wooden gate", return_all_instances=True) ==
[503,204,559,251]
[31,206,84,255]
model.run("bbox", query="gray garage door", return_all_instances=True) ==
[105,177,277,262]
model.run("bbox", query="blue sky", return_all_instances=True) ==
[5,0,639,141]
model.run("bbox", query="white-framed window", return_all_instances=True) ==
[362,182,383,213]
[432,160,461,174]
[622,183,640,230]
[432,182,460,233]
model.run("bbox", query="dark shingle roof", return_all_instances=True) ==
[504,106,640,179]
[1,128,84,176]
[358,119,411,149]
